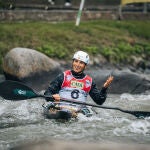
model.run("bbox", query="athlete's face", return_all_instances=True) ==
[72,59,86,73]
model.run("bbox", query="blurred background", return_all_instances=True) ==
[0,0,149,12]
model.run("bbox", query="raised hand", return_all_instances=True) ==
[103,76,114,88]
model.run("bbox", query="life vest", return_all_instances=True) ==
[59,70,92,102]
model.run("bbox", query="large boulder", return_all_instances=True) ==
[3,47,62,91]
[86,68,150,94]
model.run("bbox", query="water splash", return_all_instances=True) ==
[120,93,135,101]
[0,94,150,149]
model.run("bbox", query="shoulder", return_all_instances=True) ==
[53,72,64,81]
[85,74,92,81]
[64,70,71,75]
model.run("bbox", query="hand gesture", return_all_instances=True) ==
[103,76,114,88]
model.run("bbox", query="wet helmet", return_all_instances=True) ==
[73,51,89,64]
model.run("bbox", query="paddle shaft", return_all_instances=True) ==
[46,96,150,118]
[0,80,150,118]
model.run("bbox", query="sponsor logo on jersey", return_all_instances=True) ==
[71,80,84,89]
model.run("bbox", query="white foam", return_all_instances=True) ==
[120,93,135,101]
[120,93,150,101]
[113,120,150,136]
[129,121,150,135]
[0,106,6,115]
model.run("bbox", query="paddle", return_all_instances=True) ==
[0,80,150,118]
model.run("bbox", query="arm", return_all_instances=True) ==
[44,73,64,97]
[89,76,114,105]
[89,81,107,105]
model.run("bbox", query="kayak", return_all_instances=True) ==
[0,80,149,119]
[42,102,93,121]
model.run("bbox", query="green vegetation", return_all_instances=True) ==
[0,20,150,73]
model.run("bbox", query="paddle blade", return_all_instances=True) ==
[0,80,38,100]
[130,110,150,118]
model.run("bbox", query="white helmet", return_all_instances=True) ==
[73,51,89,64]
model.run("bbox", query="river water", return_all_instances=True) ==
[0,93,150,149]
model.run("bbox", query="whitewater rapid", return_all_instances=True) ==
[0,93,150,149]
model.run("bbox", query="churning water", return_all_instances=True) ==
[0,93,150,149]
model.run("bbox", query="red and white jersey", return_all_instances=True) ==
[59,70,92,102]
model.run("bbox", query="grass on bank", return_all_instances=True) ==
[0,20,150,73]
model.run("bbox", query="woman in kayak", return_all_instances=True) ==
[44,50,113,106]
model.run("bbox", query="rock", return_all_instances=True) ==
[86,68,150,94]
[0,74,5,83]
[2,48,150,93]
[110,70,150,94]
[130,55,145,70]
[3,47,60,78]
[2,47,62,91]
[144,68,150,74]
[90,54,107,66]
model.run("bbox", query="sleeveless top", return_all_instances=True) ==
[59,70,92,102]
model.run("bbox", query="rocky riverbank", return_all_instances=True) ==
[1,47,150,94]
